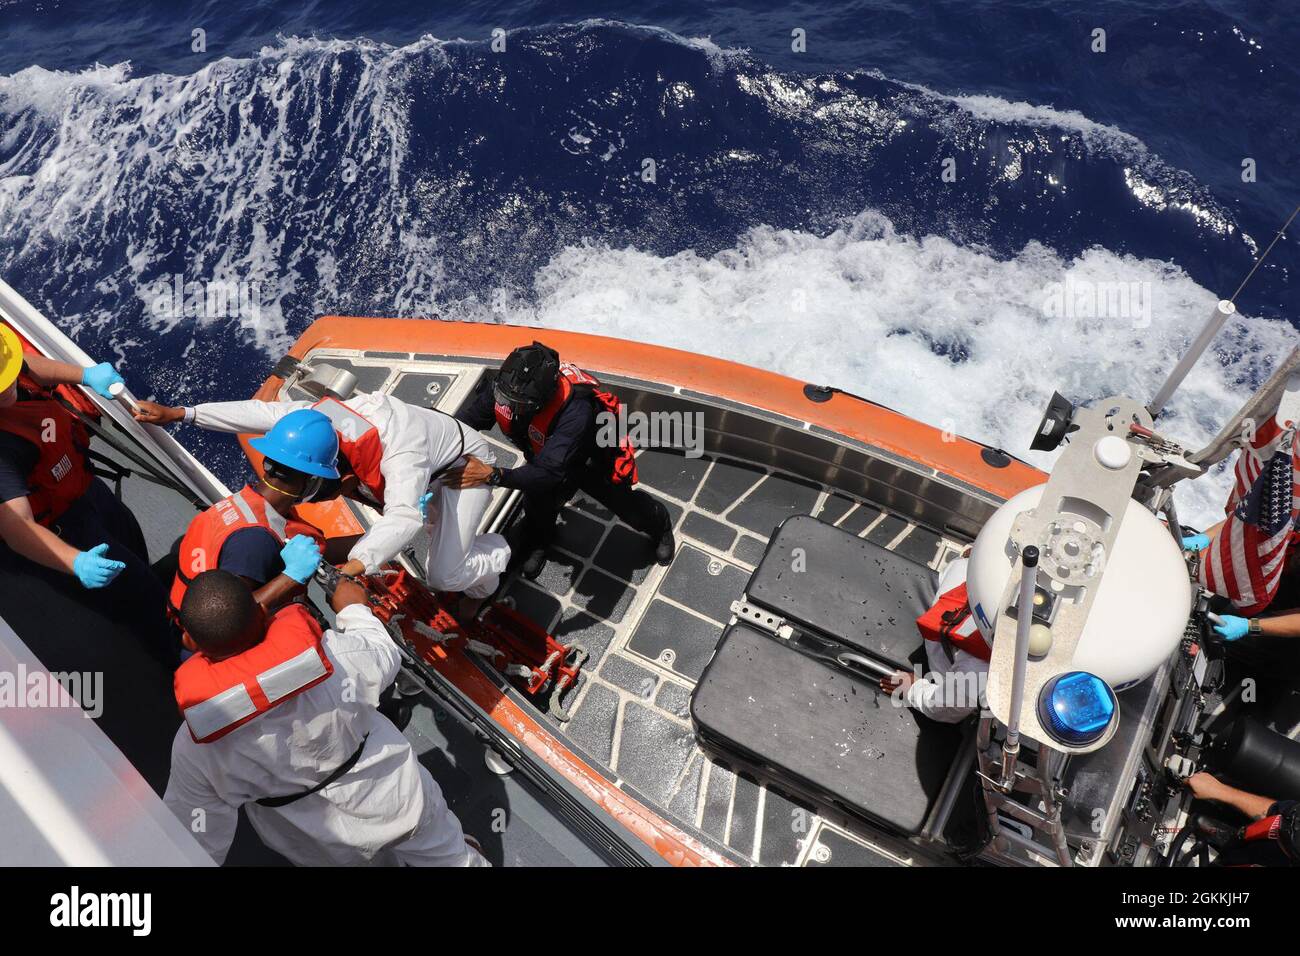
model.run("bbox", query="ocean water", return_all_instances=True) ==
[0,1,1295,521]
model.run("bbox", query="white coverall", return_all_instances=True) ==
[903,558,989,723]
[164,603,489,866]
[190,393,510,597]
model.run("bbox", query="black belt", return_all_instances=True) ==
[255,733,369,808]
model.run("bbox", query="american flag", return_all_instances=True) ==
[1198,419,1300,614]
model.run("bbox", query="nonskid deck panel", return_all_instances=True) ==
[504,447,967,866]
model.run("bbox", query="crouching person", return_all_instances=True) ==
[164,568,488,867]
[880,555,991,722]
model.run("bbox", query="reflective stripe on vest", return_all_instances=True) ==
[175,604,331,743]
[313,397,386,505]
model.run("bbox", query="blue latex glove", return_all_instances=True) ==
[1181,533,1211,551]
[81,362,125,399]
[280,534,322,584]
[418,490,434,522]
[1209,613,1249,642]
[73,543,125,589]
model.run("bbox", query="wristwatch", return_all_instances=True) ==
[1249,618,1263,636]
[485,466,503,487]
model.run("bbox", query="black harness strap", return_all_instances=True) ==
[427,407,467,483]
[255,733,370,808]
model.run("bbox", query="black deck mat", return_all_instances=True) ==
[815,493,857,527]
[726,472,821,537]
[628,599,725,681]
[805,828,906,867]
[593,524,659,584]
[892,525,943,567]
[571,567,637,624]
[733,534,767,565]
[635,449,710,501]
[615,702,696,806]
[691,624,962,835]
[658,545,748,625]
[555,509,609,559]
[746,515,932,670]
[681,511,737,551]
[837,503,882,535]
[390,371,459,410]
[695,458,764,514]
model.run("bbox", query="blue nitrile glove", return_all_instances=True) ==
[1210,613,1249,642]
[418,491,434,522]
[81,362,125,399]
[1181,533,1211,551]
[280,534,322,585]
[73,543,125,589]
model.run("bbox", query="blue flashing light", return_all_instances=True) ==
[1038,671,1116,746]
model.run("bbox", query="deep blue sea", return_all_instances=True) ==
[1,1,1296,519]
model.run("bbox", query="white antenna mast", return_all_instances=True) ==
[1148,202,1300,418]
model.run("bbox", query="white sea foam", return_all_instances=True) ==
[1,35,1282,526]
[456,210,1288,525]
[0,36,449,351]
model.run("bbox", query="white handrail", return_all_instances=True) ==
[0,276,229,505]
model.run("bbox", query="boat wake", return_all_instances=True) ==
[0,21,1290,521]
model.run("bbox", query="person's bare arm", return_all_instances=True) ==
[1258,611,1300,638]
[21,353,88,388]
[133,401,185,425]
[0,496,80,574]
[1186,772,1276,820]
[245,574,304,612]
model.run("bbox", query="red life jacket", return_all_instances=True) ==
[915,581,992,662]
[174,603,332,743]
[169,484,324,618]
[312,397,386,506]
[493,363,638,485]
[0,373,93,527]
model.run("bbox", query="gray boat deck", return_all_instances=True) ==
[499,446,968,866]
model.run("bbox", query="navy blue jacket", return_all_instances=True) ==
[456,381,598,495]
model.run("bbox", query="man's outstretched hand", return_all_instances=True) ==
[133,401,185,425]
[442,455,494,489]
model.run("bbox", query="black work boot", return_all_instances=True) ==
[652,502,676,565]
[506,522,549,580]
[519,547,548,579]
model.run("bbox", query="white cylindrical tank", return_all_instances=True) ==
[966,484,1192,689]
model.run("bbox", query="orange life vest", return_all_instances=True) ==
[915,581,992,662]
[174,603,332,743]
[493,363,638,485]
[312,397,386,506]
[0,381,93,527]
[169,484,324,618]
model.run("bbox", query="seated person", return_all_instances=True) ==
[168,409,335,617]
[880,554,990,723]
[0,321,174,666]
[1185,771,1298,867]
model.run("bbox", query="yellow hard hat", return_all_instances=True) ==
[0,323,24,394]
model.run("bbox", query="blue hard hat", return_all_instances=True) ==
[249,409,340,479]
